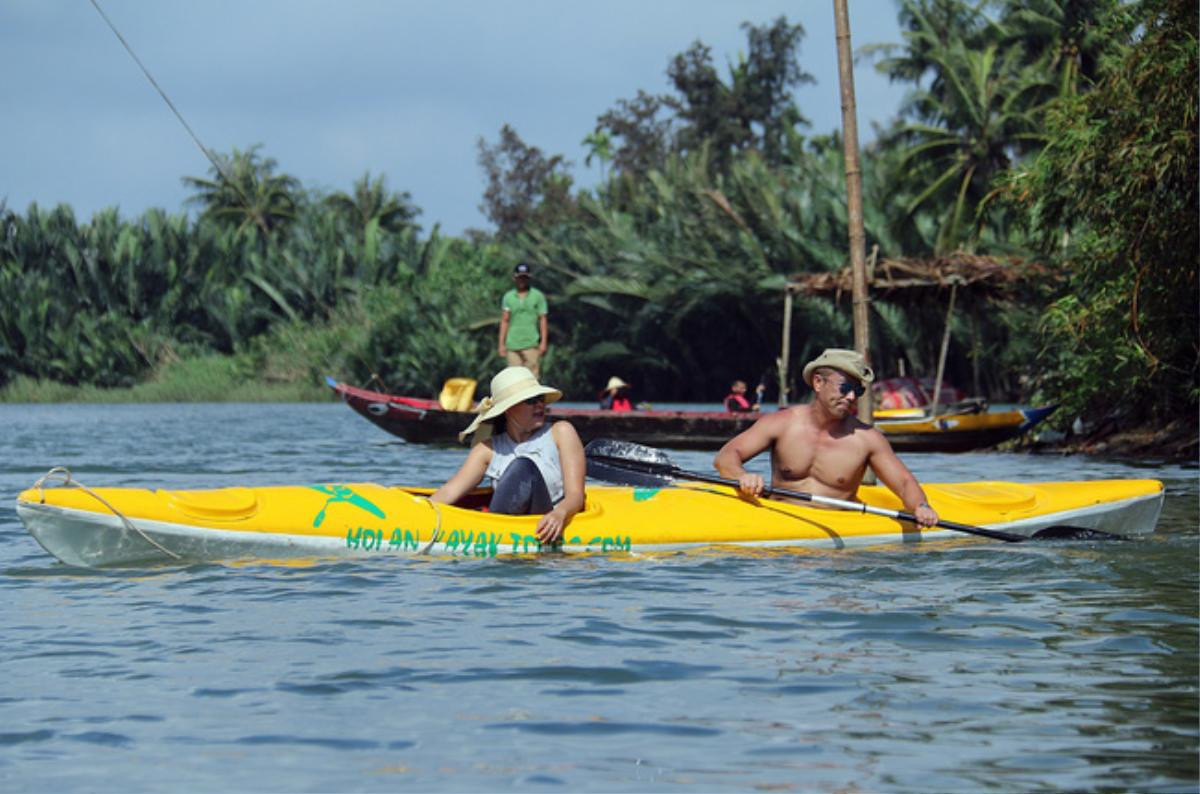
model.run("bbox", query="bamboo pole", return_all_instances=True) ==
[833,0,872,424]
[834,0,876,485]
[779,285,794,407]
[930,282,958,418]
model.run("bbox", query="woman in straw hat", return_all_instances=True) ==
[598,376,633,411]
[431,366,585,544]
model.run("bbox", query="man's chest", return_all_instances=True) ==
[772,427,865,484]
[507,291,540,311]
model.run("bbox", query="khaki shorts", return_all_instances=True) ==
[505,348,541,378]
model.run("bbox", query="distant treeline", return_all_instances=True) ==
[1,0,1194,431]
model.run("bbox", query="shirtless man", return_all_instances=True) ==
[713,348,939,527]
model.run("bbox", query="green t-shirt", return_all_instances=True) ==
[502,287,548,350]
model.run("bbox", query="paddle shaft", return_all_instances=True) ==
[591,453,1027,543]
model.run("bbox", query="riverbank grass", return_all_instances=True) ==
[1,354,330,403]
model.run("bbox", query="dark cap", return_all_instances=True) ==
[513,263,532,277]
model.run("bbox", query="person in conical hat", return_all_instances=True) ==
[713,348,939,529]
[431,366,585,543]
[598,376,633,411]
[603,376,629,393]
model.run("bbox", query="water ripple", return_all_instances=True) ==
[1,403,1195,792]
[487,720,721,737]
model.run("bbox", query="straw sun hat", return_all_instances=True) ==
[801,348,875,387]
[603,376,630,393]
[458,366,562,443]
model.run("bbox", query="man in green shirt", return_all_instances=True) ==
[498,262,549,377]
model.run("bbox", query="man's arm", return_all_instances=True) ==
[865,432,939,527]
[498,310,511,357]
[713,413,780,497]
[537,313,548,355]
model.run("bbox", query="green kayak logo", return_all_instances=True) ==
[633,487,660,502]
[309,485,387,527]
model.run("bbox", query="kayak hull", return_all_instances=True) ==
[874,406,1058,453]
[16,476,1164,568]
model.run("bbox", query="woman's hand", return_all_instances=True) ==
[540,421,586,546]
[535,507,567,544]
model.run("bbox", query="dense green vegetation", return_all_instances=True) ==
[1001,0,1198,427]
[2,0,1195,439]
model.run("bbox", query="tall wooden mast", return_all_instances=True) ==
[833,0,873,423]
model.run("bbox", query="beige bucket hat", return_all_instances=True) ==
[802,348,875,387]
[458,366,562,443]
[603,376,630,393]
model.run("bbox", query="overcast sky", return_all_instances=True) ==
[3,1,907,236]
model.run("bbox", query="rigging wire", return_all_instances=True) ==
[88,0,239,195]
[89,0,304,312]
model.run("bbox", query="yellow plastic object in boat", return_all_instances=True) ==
[438,378,477,411]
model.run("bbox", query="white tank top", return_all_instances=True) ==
[486,423,565,503]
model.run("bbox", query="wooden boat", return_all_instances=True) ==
[326,377,758,450]
[16,469,1163,567]
[326,378,1055,453]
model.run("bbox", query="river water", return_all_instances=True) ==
[2,402,1196,792]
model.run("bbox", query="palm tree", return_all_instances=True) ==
[183,145,301,241]
[867,0,995,86]
[884,40,1054,252]
[581,130,613,182]
[993,0,1128,96]
[324,171,420,270]
[325,172,419,236]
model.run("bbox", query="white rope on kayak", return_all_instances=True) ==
[419,497,443,555]
[31,467,182,561]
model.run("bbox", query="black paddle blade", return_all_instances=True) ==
[584,438,678,487]
[585,456,674,487]
[1029,525,1128,541]
[584,438,674,466]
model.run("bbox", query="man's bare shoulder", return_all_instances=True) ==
[771,404,813,421]
[853,418,897,450]
[721,406,801,455]
[847,415,876,433]
[755,405,811,430]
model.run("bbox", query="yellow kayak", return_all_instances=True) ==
[873,405,1057,452]
[16,468,1164,567]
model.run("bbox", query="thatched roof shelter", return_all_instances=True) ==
[772,252,1051,411]
[788,253,1048,300]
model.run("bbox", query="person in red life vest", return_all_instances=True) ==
[599,376,634,411]
[724,380,762,413]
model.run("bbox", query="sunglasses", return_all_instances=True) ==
[825,377,866,398]
[523,395,545,405]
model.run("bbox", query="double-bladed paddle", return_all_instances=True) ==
[584,438,1123,543]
